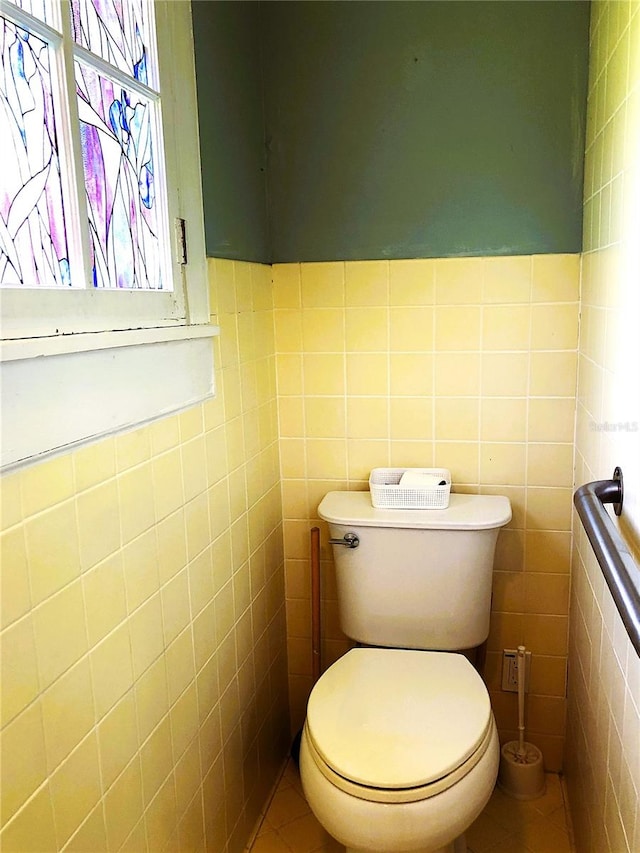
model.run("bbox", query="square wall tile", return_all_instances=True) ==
[21,456,74,519]
[233,262,253,313]
[435,353,481,396]
[304,398,346,439]
[434,442,479,484]
[76,481,121,571]
[73,439,116,493]
[389,307,433,351]
[122,529,159,613]
[303,354,345,395]
[526,488,573,531]
[388,259,435,305]
[481,353,529,397]
[530,352,578,396]
[346,353,389,395]
[305,439,347,480]
[347,440,391,480]
[344,261,388,306]
[435,257,483,304]
[527,444,575,488]
[103,757,144,853]
[90,623,133,720]
[33,581,88,691]
[524,573,570,616]
[389,353,433,396]
[115,428,151,473]
[482,256,532,303]
[481,399,527,442]
[49,732,102,847]
[97,692,139,790]
[0,471,22,529]
[274,310,303,352]
[41,658,95,772]
[0,527,31,630]
[345,307,388,352]
[482,305,531,351]
[435,306,481,350]
[273,264,301,309]
[390,398,433,441]
[347,398,389,440]
[301,262,344,308]
[528,398,576,443]
[435,398,479,442]
[480,443,526,486]
[525,531,572,574]
[531,304,579,350]
[135,657,169,745]
[532,254,580,302]
[0,784,57,853]
[1,614,40,726]
[62,803,108,853]
[1,701,47,824]
[304,309,345,352]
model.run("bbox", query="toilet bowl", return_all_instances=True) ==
[299,647,500,853]
[303,489,512,852]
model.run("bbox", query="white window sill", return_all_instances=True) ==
[1,325,220,471]
[0,323,219,363]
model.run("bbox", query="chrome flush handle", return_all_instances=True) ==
[328,532,360,549]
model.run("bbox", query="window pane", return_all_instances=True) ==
[1,18,71,288]
[70,0,156,87]
[75,61,165,290]
[8,0,58,29]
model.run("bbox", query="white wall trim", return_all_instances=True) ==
[0,335,217,471]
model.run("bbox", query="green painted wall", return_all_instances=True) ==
[192,1,589,263]
[192,1,270,263]
[262,0,590,262]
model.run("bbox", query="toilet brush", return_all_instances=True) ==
[497,645,546,799]
[515,645,528,762]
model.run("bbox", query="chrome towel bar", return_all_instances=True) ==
[573,467,640,657]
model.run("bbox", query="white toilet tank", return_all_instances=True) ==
[318,490,511,651]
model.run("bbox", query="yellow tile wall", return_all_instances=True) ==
[0,259,289,853]
[275,253,580,771]
[567,2,640,851]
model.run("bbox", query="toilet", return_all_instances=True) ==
[299,489,511,853]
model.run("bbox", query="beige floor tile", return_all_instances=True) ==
[256,815,276,837]
[546,803,569,833]
[251,830,293,853]
[480,837,534,853]
[277,812,335,853]
[466,811,511,853]
[249,762,573,853]
[265,786,311,829]
[512,815,573,853]
[311,839,345,853]
[482,790,541,835]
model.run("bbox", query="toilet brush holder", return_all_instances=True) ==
[498,741,545,800]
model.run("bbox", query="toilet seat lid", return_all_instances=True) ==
[306,648,492,790]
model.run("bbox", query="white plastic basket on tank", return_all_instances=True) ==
[369,468,452,509]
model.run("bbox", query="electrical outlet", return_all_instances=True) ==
[501,649,532,692]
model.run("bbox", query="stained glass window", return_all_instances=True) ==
[1,17,71,287]
[76,61,162,290]
[70,0,156,87]
[9,0,56,27]
[0,0,169,292]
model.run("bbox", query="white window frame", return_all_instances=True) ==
[0,1,217,470]
[0,0,209,336]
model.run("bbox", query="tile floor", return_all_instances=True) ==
[248,758,574,853]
